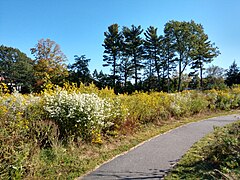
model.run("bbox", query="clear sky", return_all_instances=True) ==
[1,0,240,74]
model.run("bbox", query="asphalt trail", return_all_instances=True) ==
[81,114,240,180]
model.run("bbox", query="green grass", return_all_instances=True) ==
[165,115,240,180]
[72,110,239,179]
[1,110,239,179]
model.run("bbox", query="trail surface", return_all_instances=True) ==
[81,114,240,180]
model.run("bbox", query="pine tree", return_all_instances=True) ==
[68,55,92,85]
[119,55,133,89]
[225,60,240,86]
[103,24,122,87]
[123,25,144,89]
[143,26,162,91]
[160,36,176,92]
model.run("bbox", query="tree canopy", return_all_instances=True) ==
[0,45,34,92]
[5,20,240,94]
[31,38,69,90]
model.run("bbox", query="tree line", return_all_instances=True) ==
[0,20,239,94]
[102,20,220,93]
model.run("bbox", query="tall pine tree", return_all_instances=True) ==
[160,36,176,92]
[123,25,144,89]
[68,55,92,85]
[102,24,122,87]
[143,26,162,91]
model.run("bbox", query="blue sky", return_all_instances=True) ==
[1,0,240,74]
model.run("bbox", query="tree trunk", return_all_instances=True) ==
[200,66,203,90]
[113,55,116,87]
[134,54,138,89]
[167,57,170,93]
[178,57,182,92]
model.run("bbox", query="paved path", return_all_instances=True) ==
[81,114,240,180]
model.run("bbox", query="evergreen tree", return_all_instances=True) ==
[103,24,122,87]
[160,36,176,92]
[143,26,162,91]
[225,60,240,86]
[119,55,133,89]
[123,25,144,89]
[68,55,92,85]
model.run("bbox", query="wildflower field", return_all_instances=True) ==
[1,83,240,179]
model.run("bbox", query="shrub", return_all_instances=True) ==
[216,91,234,110]
[169,92,191,117]
[43,89,112,141]
[188,91,209,114]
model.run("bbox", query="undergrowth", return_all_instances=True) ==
[0,82,240,179]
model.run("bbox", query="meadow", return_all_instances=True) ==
[1,83,240,179]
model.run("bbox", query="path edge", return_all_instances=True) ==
[77,112,240,180]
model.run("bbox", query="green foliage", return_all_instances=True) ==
[43,89,112,142]
[100,21,220,93]
[0,92,49,179]
[225,60,240,86]
[123,25,144,88]
[143,26,162,90]
[166,120,240,179]
[68,55,93,85]
[0,45,34,93]
[31,38,69,91]
[1,84,240,179]
[103,24,123,87]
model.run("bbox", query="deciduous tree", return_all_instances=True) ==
[0,45,34,92]
[31,38,68,90]
[204,65,226,89]
[164,20,201,91]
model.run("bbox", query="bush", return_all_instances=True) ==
[43,89,113,141]
[1,84,240,179]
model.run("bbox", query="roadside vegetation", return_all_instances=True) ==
[166,119,240,180]
[1,19,240,179]
[1,82,240,179]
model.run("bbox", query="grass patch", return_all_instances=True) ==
[74,110,239,179]
[165,114,240,180]
[17,110,237,179]
[1,84,240,179]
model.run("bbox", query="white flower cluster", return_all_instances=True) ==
[0,91,40,115]
[170,93,190,116]
[43,90,112,129]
